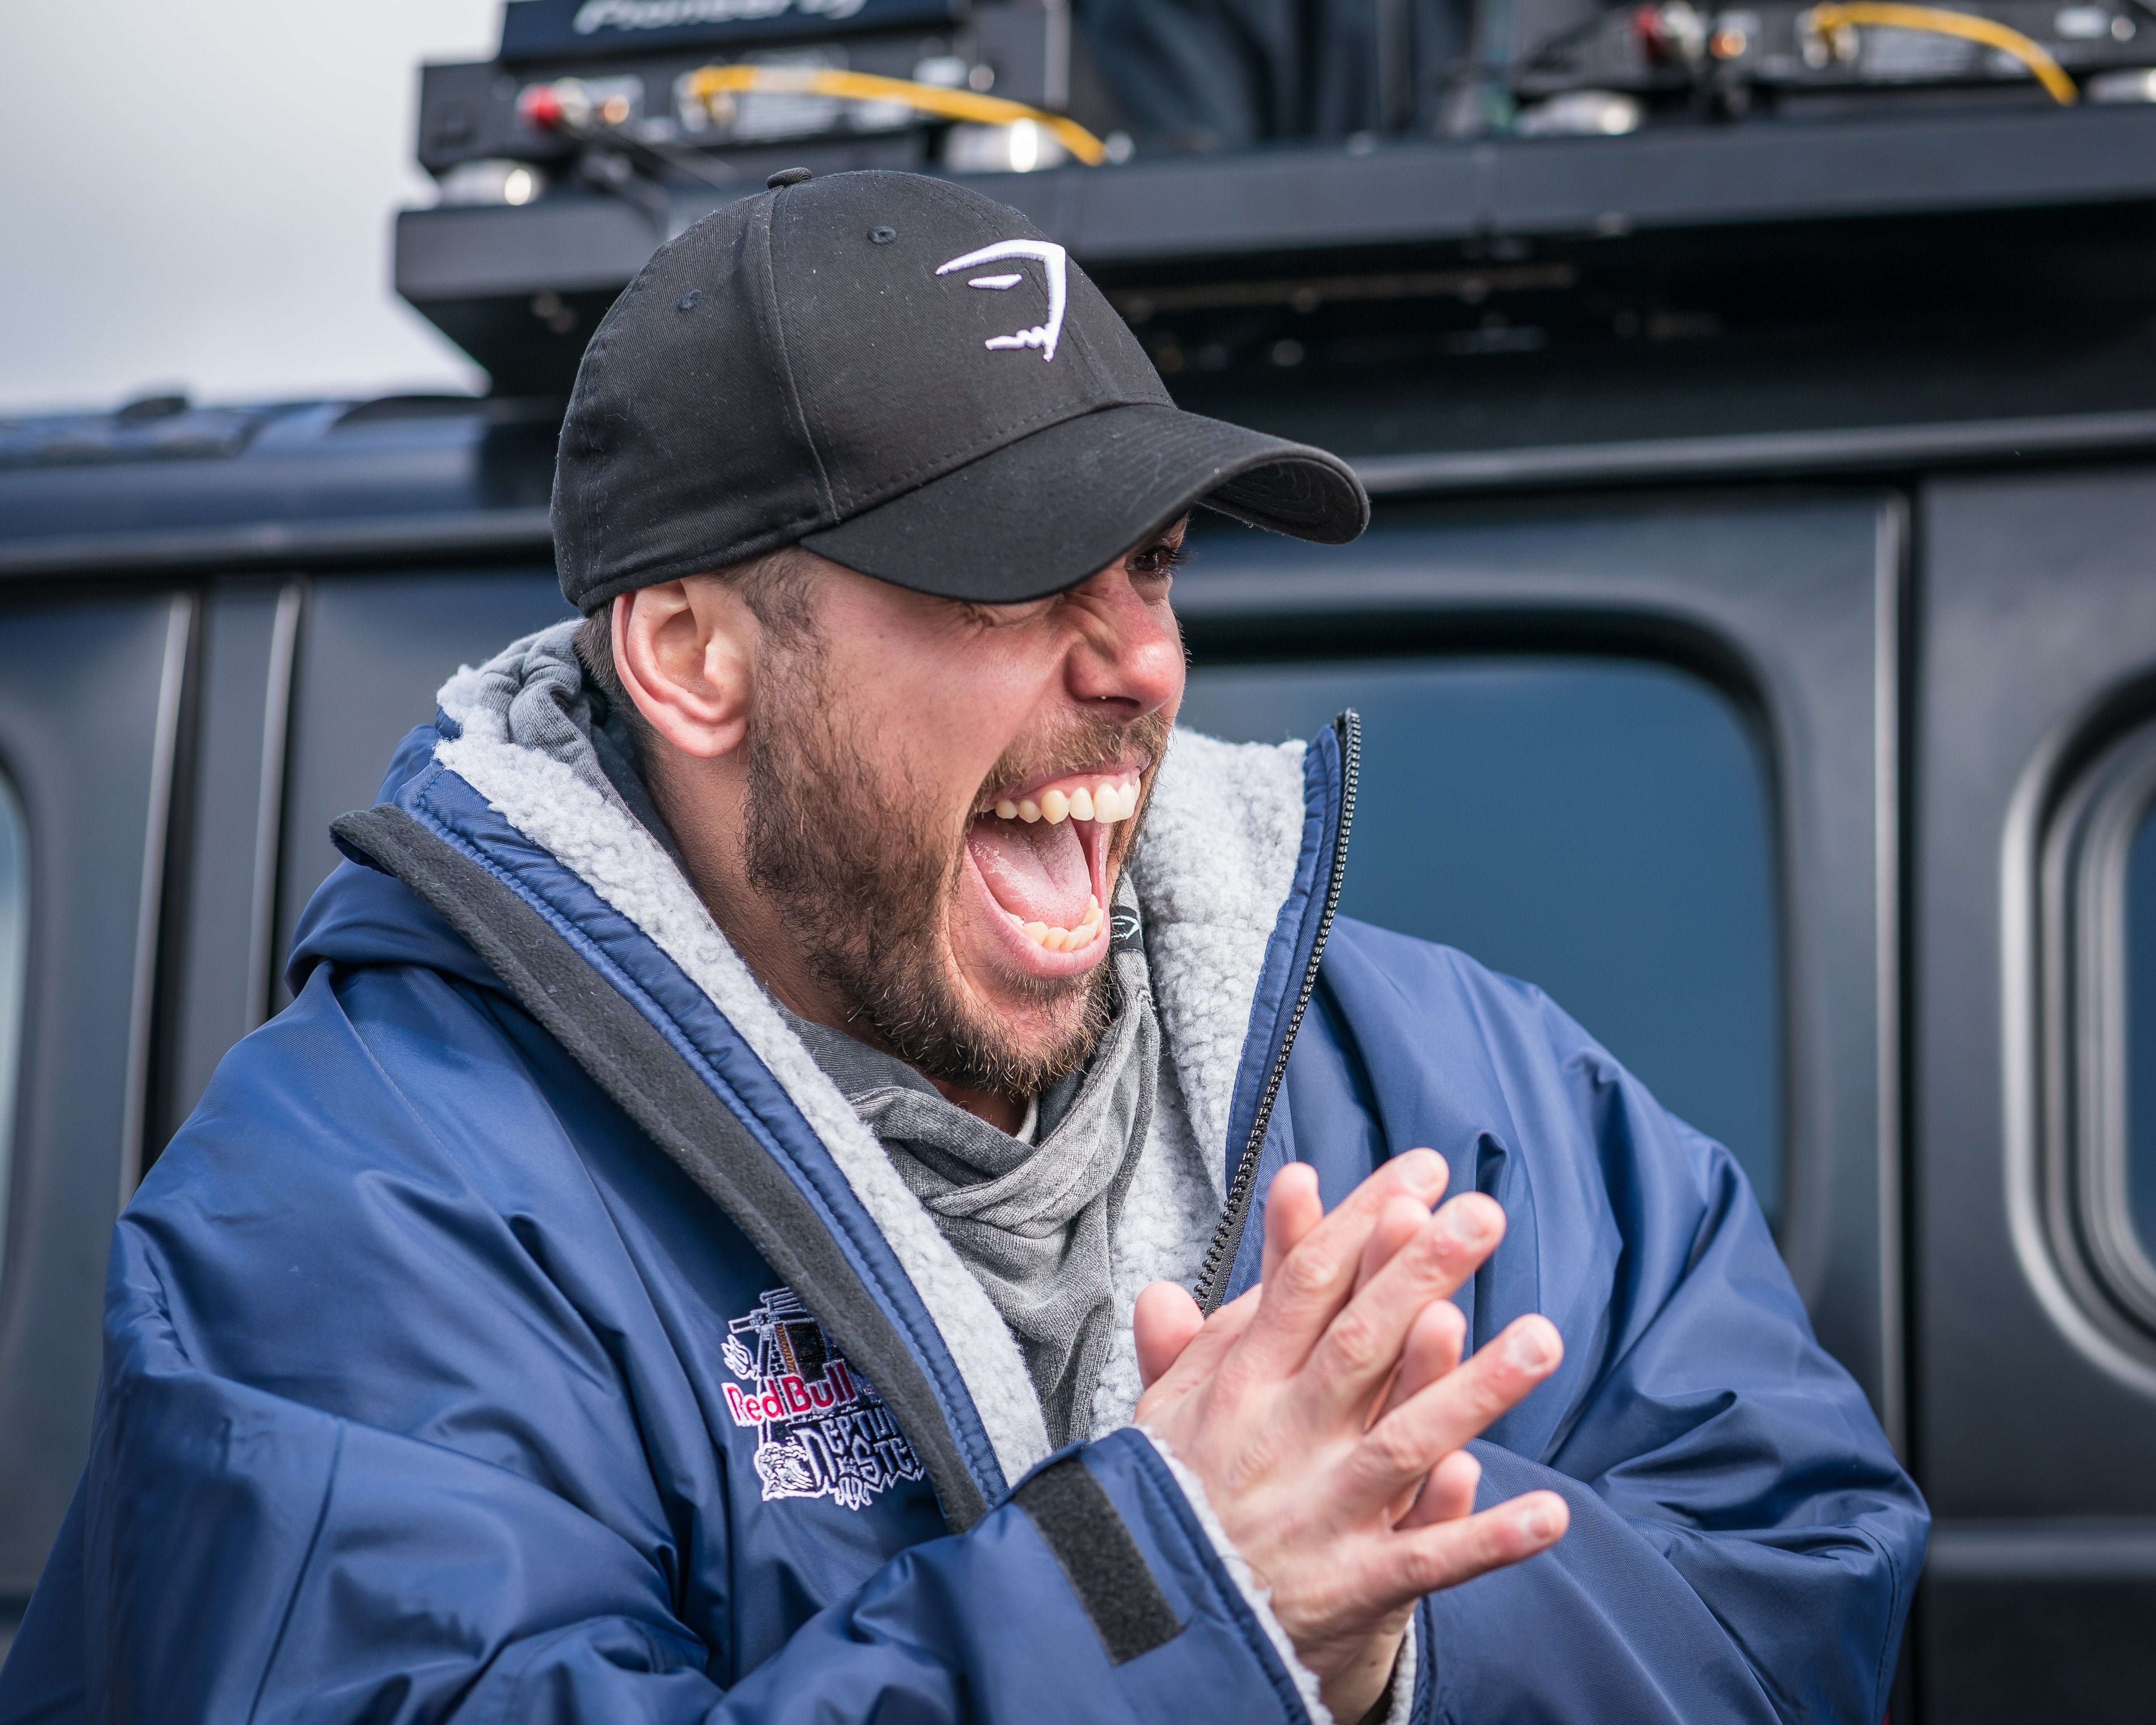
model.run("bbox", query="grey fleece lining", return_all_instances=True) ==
[1088,729,1310,1435]
[784,883,1158,1448]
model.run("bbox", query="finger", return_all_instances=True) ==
[1260,1162,1325,1288]
[1400,1446,1482,1529]
[1137,1283,1262,1408]
[1377,1298,1467,1424]
[1354,1196,1432,1297]
[1302,1193,1506,1419]
[1374,1193,1503,1312]
[1234,1150,1449,1380]
[1353,1202,1443,1433]
[1344,1315,1563,1504]
[1375,1491,1569,1603]
[1364,1296,1464,1468]
[1135,1281,1205,1389]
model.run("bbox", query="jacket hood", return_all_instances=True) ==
[287,722,500,998]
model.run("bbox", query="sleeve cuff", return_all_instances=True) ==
[1136,1427,1336,1725]
[1379,1616,1417,1725]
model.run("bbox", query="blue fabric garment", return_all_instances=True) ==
[1280,924,1923,1723]
[0,714,1926,1724]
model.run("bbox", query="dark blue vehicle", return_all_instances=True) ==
[4,1,2156,1712]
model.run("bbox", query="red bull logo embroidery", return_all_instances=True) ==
[719,1286,926,1511]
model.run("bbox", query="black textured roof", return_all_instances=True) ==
[0,395,562,578]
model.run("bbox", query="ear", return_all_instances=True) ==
[612,579,756,759]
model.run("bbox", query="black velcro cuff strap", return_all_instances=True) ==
[1014,1456,1185,1666]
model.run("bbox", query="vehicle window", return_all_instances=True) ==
[1177,657,1783,1224]
[2043,718,2156,1333]
[2127,801,2156,1260]
[0,773,24,1286]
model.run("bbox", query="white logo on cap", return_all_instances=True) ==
[936,240,1068,363]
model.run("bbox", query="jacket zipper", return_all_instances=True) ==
[1192,710,1360,1313]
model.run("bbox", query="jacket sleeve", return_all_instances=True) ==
[67,1303,1313,1725]
[1407,1135,1923,1725]
[1290,926,1929,1725]
[0,967,1323,1725]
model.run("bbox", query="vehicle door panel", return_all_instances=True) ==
[0,590,190,1600]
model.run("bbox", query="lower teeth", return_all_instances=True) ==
[1012,895,1102,950]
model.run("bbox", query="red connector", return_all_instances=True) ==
[518,83,568,132]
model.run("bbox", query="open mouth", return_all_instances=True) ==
[963,762,1147,958]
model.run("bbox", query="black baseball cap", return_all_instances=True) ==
[553,168,1368,613]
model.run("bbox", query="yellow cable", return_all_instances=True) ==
[1802,3,2078,104]
[682,66,1107,165]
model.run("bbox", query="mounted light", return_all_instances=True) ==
[1515,89,1645,136]
[438,159,550,206]
[946,117,1069,172]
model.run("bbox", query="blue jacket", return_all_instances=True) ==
[0,695,1926,1725]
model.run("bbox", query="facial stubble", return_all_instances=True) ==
[742,632,1168,1099]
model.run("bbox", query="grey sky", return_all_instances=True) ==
[1,1,502,415]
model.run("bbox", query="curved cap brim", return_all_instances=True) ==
[798,402,1369,603]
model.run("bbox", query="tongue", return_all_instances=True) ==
[967,815,1093,927]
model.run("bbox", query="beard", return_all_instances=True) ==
[741,633,1169,1097]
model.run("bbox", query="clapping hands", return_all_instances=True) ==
[1132,1152,1568,1722]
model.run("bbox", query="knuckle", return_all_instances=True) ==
[1415,1358,1515,1442]
[1321,1310,1389,1377]
[1274,1246,1338,1304]
[1401,1221,1455,1278]
[1462,1350,1518,1403]
[1441,1511,1514,1581]
[1455,1372,1519,1430]
[1213,1351,1263,1400]
[1361,1416,1429,1481]
[1399,1531,1470,1595]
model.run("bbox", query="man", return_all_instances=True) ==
[0,170,1924,1723]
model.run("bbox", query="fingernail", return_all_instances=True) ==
[1521,1504,1557,1541]
[1440,1201,1488,1245]
[1507,1323,1553,1370]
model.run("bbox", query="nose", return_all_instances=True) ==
[1060,564,1184,720]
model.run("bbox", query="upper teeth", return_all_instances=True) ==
[992,774,1139,826]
